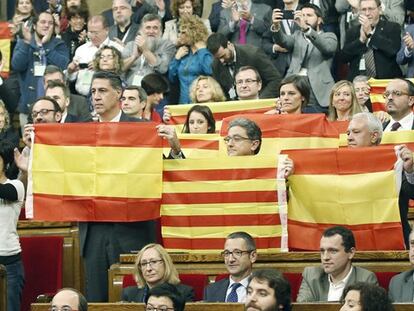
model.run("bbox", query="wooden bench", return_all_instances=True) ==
[0,265,6,311]
[31,302,414,311]
[108,251,411,302]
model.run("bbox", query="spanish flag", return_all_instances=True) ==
[26,123,163,222]
[166,99,276,132]
[161,155,288,253]
[0,22,11,78]
[285,146,405,250]
[220,114,341,155]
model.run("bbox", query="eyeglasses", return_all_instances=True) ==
[382,90,410,98]
[221,249,252,258]
[139,259,164,269]
[146,304,174,311]
[32,109,55,118]
[49,307,78,311]
[223,135,251,144]
[235,79,258,86]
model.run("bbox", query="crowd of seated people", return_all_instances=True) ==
[2,0,414,309]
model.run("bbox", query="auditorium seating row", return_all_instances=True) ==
[30,302,414,311]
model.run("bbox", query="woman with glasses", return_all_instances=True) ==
[122,243,195,302]
[0,140,25,311]
[328,80,362,121]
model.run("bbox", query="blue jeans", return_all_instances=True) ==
[5,259,25,311]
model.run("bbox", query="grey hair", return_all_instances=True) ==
[228,117,262,154]
[351,112,383,145]
[353,75,369,84]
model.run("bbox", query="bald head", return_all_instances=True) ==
[51,288,87,311]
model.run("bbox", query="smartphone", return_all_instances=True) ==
[24,20,33,31]
[282,10,294,20]
[79,63,88,69]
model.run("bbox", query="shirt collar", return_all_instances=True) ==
[328,266,354,287]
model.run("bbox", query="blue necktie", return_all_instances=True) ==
[226,283,242,302]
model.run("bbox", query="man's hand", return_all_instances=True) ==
[281,157,295,178]
[67,60,80,74]
[403,32,414,51]
[41,24,54,44]
[22,21,32,44]
[294,10,308,31]
[23,124,34,148]
[14,148,30,172]
[273,44,288,53]
[272,9,283,29]
[397,145,414,173]
[156,124,181,155]
[231,6,240,23]
[239,9,252,21]
[358,14,372,42]
[155,0,165,12]
[163,107,171,123]
[222,0,235,9]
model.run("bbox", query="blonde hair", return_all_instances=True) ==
[179,15,208,45]
[189,76,226,103]
[134,244,180,287]
[328,80,362,121]
[0,100,11,131]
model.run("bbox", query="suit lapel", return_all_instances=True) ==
[402,271,414,301]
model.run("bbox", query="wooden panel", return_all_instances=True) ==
[0,265,6,311]
[108,251,411,302]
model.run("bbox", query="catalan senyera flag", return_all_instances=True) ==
[162,133,220,158]
[0,22,11,78]
[26,123,163,222]
[220,114,341,155]
[285,146,405,250]
[368,78,414,112]
[166,99,276,132]
[160,155,288,253]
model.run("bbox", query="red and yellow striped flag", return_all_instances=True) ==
[0,22,11,78]
[285,146,405,250]
[166,99,276,132]
[27,123,163,222]
[368,78,414,112]
[162,133,220,158]
[160,155,288,253]
[220,114,341,155]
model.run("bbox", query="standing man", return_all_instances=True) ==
[12,11,69,127]
[340,0,402,80]
[297,226,378,302]
[109,0,139,45]
[121,86,147,119]
[207,33,282,100]
[271,3,337,112]
[204,231,257,302]
[246,269,291,311]
[396,25,414,78]
[45,80,79,123]
[122,14,175,86]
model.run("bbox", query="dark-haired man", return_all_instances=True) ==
[297,226,378,302]
[45,80,79,123]
[235,66,262,101]
[207,33,282,100]
[204,231,257,302]
[246,269,291,311]
[145,283,186,311]
[121,86,147,119]
[224,118,262,156]
[271,3,337,112]
[51,288,88,311]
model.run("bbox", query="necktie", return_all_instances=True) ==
[226,283,242,302]
[391,122,401,131]
[364,48,376,78]
[238,19,248,44]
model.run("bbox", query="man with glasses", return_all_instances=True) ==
[297,226,377,302]
[109,0,139,45]
[235,66,262,101]
[340,0,402,80]
[145,283,186,311]
[50,288,88,311]
[204,231,257,302]
[224,118,262,156]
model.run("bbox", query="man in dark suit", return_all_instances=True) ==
[340,0,402,81]
[108,0,140,45]
[45,80,80,123]
[382,78,414,247]
[389,230,414,302]
[204,231,257,302]
[80,71,156,302]
[207,33,282,101]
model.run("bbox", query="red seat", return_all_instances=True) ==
[20,236,63,311]
[375,271,399,291]
[122,273,208,301]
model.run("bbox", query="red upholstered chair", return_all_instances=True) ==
[282,272,302,302]
[375,271,399,291]
[122,273,209,301]
[215,273,229,282]
[20,236,63,311]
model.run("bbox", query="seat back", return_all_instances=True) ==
[20,236,63,311]
[375,271,399,291]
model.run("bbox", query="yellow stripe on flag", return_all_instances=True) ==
[288,171,400,224]
[164,248,282,254]
[162,225,283,237]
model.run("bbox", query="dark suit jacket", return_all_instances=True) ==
[340,18,402,80]
[212,44,282,100]
[396,24,414,78]
[63,113,80,123]
[383,118,414,248]
[203,278,229,302]
[68,94,92,122]
[389,269,414,302]
[122,283,195,302]
[209,1,222,33]
[109,22,140,45]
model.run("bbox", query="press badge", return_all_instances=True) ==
[359,58,366,71]
[229,87,237,100]
[132,74,144,86]
[34,62,46,76]
[80,70,94,86]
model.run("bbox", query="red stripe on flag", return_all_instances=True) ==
[162,191,277,204]
[162,138,219,150]
[163,236,281,250]
[33,194,160,221]
[35,123,163,147]
[284,147,396,174]
[0,22,11,38]
[161,214,280,227]
[288,219,405,250]
[372,102,386,112]
[163,168,276,182]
